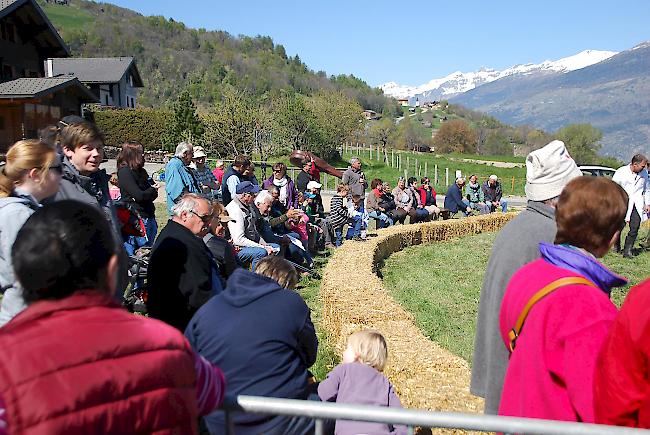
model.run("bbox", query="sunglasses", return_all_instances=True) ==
[190,210,213,223]
[273,170,284,173]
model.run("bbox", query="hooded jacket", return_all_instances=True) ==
[185,268,318,434]
[0,192,40,326]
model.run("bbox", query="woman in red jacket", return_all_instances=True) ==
[0,201,225,434]
[595,277,650,427]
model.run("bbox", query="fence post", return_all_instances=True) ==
[291,168,296,181]
[415,159,418,177]
[404,169,408,180]
[369,143,372,160]
[324,173,329,191]
[391,150,395,168]
[445,167,449,187]
[424,162,428,177]
[511,176,515,194]
[398,155,401,171]
[407,156,410,173]
[435,164,438,185]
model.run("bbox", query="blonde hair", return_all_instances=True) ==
[0,139,57,198]
[255,256,299,290]
[347,330,388,371]
[59,120,104,151]
[336,183,349,194]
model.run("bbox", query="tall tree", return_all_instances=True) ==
[202,88,259,156]
[555,123,603,164]
[433,119,477,153]
[369,118,397,162]
[163,90,204,149]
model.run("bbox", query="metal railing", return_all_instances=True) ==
[221,395,650,435]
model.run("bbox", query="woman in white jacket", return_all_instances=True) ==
[0,140,62,326]
[612,153,650,258]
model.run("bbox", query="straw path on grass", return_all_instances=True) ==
[320,214,516,432]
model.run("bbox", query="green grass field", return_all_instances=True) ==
[38,1,95,32]
[382,229,650,365]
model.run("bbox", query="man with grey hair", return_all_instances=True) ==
[226,181,277,271]
[147,193,222,331]
[164,142,200,215]
[342,157,367,197]
[471,140,582,414]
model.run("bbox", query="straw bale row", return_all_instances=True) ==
[320,214,516,425]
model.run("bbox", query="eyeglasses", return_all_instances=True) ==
[190,210,213,223]
[273,170,283,173]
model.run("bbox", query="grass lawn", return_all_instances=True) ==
[382,228,650,365]
[39,1,95,32]
[154,203,338,380]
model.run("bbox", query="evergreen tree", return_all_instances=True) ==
[163,91,204,149]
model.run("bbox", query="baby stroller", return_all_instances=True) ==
[123,248,150,314]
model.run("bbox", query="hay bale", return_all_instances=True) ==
[320,213,516,430]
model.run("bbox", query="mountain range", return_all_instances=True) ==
[381,45,650,159]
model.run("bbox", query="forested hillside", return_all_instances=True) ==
[37,0,400,115]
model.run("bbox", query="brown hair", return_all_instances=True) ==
[370,178,383,190]
[255,256,299,290]
[336,183,350,194]
[233,155,251,168]
[631,154,648,165]
[347,330,388,371]
[38,125,59,148]
[555,177,628,256]
[0,140,57,198]
[273,162,287,174]
[117,141,145,171]
[59,120,104,151]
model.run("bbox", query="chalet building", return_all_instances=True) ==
[397,98,409,107]
[46,57,144,108]
[0,0,97,151]
[363,109,380,120]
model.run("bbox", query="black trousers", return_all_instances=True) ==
[624,207,642,251]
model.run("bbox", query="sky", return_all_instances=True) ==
[107,0,650,87]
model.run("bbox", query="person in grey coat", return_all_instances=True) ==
[0,140,62,326]
[470,140,582,414]
[342,157,367,197]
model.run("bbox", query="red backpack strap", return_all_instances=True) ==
[508,277,596,353]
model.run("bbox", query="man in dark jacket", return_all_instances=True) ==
[444,177,472,216]
[482,175,508,213]
[55,120,127,295]
[221,155,251,205]
[147,193,222,331]
[185,257,317,435]
[295,158,314,193]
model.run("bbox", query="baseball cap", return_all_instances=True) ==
[235,181,260,195]
[307,181,322,190]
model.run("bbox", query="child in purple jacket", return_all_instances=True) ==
[318,330,408,435]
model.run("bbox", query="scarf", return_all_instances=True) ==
[373,188,382,198]
[273,176,289,206]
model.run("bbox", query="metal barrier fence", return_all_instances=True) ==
[221,395,650,435]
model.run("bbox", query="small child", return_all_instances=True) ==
[346,194,368,240]
[318,330,407,435]
[320,184,350,248]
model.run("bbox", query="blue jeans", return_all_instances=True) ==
[123,217,158,256]
[237,243,280,271]
[368,210,393,229]
[346,215,367,239]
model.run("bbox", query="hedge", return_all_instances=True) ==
[92,108,172,150]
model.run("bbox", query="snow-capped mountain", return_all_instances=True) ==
[380,50,618,102]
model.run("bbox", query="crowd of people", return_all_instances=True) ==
[0,115,649,434]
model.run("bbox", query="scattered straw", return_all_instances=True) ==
[320,213,516,433]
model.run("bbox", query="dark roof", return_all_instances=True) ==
[0,0,69,57]
[0,76,97,101]
[48,57,144,87]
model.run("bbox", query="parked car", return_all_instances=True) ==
[578,165,616,178]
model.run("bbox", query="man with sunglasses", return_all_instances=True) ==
[147,193,223,331]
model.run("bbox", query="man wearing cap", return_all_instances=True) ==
[165,142,200,215]
[483,175,508,213]
[204,201,239,282]
[147,193,222,331]
[471,140,582,414]
[444,177,472,217]
[221,155,251,206]
[612,153,650,258]
[191,146,219,198]
[225,181,276,271]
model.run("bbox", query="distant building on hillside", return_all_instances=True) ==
[0,0,97,151]
[398,98,409,107]
[46,57,143,108]
[363,109,380,120]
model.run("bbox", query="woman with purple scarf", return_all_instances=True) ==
[262,162,299,209]
[497,176,629,423]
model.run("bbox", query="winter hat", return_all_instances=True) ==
[525,140,582,201]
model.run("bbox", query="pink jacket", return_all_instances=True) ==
[498,248,621,423]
